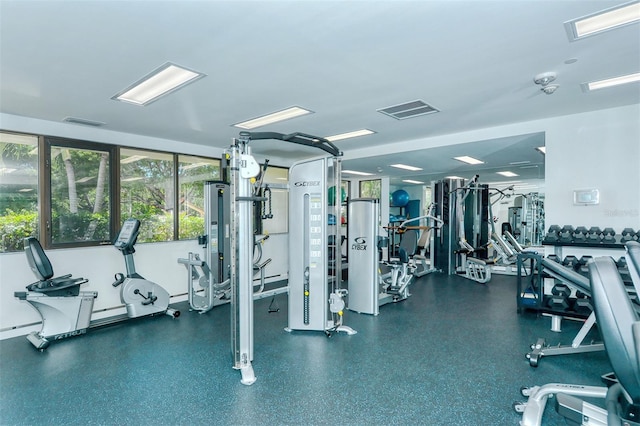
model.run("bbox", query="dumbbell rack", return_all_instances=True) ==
[516,252,591,320]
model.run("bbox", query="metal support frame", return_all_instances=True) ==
[228,139,259,385]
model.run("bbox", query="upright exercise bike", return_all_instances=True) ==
[111,218,180,319]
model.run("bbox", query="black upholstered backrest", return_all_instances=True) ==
[588,256,640,402]
[24,237,53,281]
[399,230,418,262]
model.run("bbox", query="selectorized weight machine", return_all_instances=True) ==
[432,176,492,284]
[287,155,355,335]
[177,180,283,314]
[178,181,231,313]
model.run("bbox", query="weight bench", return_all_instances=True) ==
[627,241,640,299]
[526,256,603,366]
[527,242,640,366]
[515,256,640,426]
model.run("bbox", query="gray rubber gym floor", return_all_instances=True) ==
[0,273,611,425]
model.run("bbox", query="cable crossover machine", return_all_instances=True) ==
[220,131,355,385]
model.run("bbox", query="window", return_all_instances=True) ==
[178,155,221,240]
[46,138,115,246]
[359,179,381,199]
[120,148,175,242]
[0,132,39,252]
[1,131,222,251]
[423,186,433,215]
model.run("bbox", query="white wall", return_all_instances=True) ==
[544,106,640,230]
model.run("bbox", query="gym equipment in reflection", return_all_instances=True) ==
[432,176,492,283]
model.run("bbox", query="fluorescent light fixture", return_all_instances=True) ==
[18,188,34,192]
[233,106,312,130]
[342,169,375,176]
[325,129,375,142]
[446,176,464,179]
[536,146,546,154]
[509,161,530,166]
[402,179,425,184]
[454,156,484,165]
[112,63,205,106]
[497,171,519,177]
[583,72,640,91]
[121,177,145,182]
[390,164,423,171]
[565,1,640,41]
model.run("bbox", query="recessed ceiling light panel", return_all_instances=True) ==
[233,106,312,129]
[325,129,375,142]
[565,1,640,41]
[582,72,640,91]
[497,171,519,177]
[112,62,206,106]
[402,179,424,184]
[454,156,484,165]
[390,163,423,171]
[342,170,374,176]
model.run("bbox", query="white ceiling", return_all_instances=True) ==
[1,0,639,186]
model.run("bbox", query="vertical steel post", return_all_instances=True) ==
[228,140,257,385]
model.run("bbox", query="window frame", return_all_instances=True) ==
[1,130,252,251]
[42,136,119,249]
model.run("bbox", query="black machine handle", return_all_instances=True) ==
[239,131,342,157]
[112,272,125,287]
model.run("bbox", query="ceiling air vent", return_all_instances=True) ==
[377,100,439,120]
[63,117,106,127]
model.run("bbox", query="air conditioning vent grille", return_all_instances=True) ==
[378,100,439,120]
[63,117,106,127]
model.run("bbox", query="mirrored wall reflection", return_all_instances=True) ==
[487,179,545,247]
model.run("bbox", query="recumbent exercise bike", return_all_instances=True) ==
[14,218,179,350]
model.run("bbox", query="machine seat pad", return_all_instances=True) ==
[26,276,87,296]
